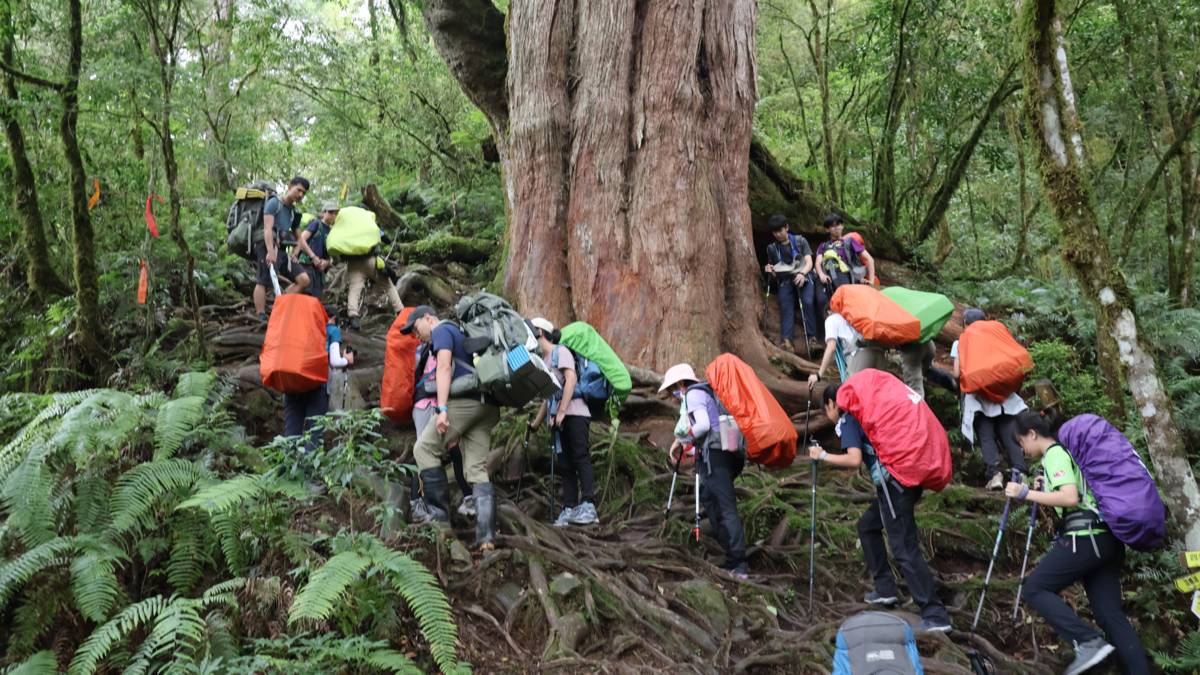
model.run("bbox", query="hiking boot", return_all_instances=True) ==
[457,495,477,518]
[918,618,952,634]
[806,337,824,354]
[864,591,899,606]
[569,501,599,525]
[472,482,496,551]
[553,507,575,528]
[348,316,361,331]
[986,472,1005,491]
[409,497,433,525]
[419,469,451,525]
[1064,638,1115,675]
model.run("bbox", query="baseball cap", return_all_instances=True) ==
[399,305,437,334]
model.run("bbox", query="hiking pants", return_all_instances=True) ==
[254,238,298,288]
[974,413,1028,478]
[409,447,472,498]
[346,257,403,318]
[858,480,950,623]
[1024,531,1149,674]
[301,264,325,298]
[847,344,885,376]
[412,405,471,495]
[777,277,798,343]
[557,415,595,508]
[283,385,329,451]
[898,341,935,400]
[698,448,747,573]
[414,398,500,485]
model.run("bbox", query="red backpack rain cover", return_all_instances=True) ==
[380,308,420,422]
[958,320,1033,403]
[260,295,329,394]
[836,369,952,491]
[705,354,797,469]
[829,285,920,346]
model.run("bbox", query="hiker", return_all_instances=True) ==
[815,212,875,292]
[294,202,337,299]
[280,303,344,450]
[661,364,749,580]
[409,340,476,523]
[1005,410,1149,675]
[763,214,820,354]
[343,215,402,330]
[254,176,310,321]
[807,309,885,387]
[952,308,1028,489]
[326,309,354,411]
[528,318,598,527]
[897,341,959,400]
[402,305,500,550]
[808,382,953,634]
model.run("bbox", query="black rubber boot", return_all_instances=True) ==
[420,468,451,525]
[473,482,496,551]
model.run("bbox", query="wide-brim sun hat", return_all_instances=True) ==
[659,363,698,393]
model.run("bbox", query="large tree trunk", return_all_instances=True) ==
[1019,0,1200,547]
[0,6,69,300]
[61,0,104,366]
[426,0,764,371]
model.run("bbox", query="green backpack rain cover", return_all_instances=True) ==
[559,322,633,410]
[326,206,381,256]
[881,287,954,344]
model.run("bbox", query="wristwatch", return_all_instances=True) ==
[818,450,829,461]
[435,405,449,414]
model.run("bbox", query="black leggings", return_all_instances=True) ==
[556,415,595,507]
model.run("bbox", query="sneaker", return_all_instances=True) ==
[410,498,433,525]
[918,618,952,634]
[864,591,899,606]
[569,501,599,525]
[457,495,477,518]
[1064,638,1115,675]
[985,472,1005,491]
[553,507,575,528]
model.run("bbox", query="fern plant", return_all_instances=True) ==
[1152,630,1200,673]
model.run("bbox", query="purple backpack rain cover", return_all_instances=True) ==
[1057,414,1167,551]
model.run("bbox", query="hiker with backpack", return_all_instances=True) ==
[527,318,599,527]
[763,214,820,354]
[808,374,954,634]
[1004,410,1151,675]
[660,363,749,580]
[325,308,355,412]
[408,339,476,523]
[253,177,310,322]
[401,305,501,551]
[294,202,338,299]
[815,213,875,293]
[329,205,402,330]
[952,308,1029,490]
[807,309,885,387]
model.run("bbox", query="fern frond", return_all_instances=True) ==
[2,452,56,548]
[153,396,207,460]
[175,474,265,514]
[109,459,210,535]
[68,594,168,675]
[3,650,59,675]
[174,371,217,400]
[49,390,141,461]
[70,542,124,623]
[0,389,99,482]
[73,473,111,535]
[377,551,460,674]
[364,649,424,674]
[210,513,243,571]
[0,536,77,609]
[287,550,372,624]
[199,577,245,606]
[166,512,206,595]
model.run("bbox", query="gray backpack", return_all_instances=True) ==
[225,181,275,259]
[453,292,557,407]
[831,612,923,674]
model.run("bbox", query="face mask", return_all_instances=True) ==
[671,389,685,399]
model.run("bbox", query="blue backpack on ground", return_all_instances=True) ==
[832,611,922,675]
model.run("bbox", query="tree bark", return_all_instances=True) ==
[871,0,914,230]
[1018,0,1200,547]
[61,0,104,366]
[0,5,69,300]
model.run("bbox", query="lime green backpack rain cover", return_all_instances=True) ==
[881,287,954,344]
[559,322,633,404]
[327,206,381,256]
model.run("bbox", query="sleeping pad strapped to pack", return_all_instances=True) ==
[380,307,421,422]
[830,285,921,346]
[704,354,797,469]
[260,295,329,394]
[836,369,952,491]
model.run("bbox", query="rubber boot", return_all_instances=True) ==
[420,469,451,525]
[473,482,496,551]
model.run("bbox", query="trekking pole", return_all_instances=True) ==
[1012,469,1043,622]
[549,426,558,518]
[972,468,1019,632]
[693,460,702,542]
[664,444,685,518]
[797,278,813,360]
[803,385,818,616]
[515,416,533,498]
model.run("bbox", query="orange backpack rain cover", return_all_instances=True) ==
[829,284,920,345]
[259,295,329,394]
[958,320,1034,403]
[380,308,420,422]
[705,354,797,469]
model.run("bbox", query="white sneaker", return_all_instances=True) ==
[986,472,1005,491]
[553,507,575,528]
[569,501,599,525]
[457,495,476,518]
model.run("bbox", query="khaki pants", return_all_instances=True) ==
[848,344,885,377]
[898,341,935,400]
[346,257,402,318]
[413,398,499,485]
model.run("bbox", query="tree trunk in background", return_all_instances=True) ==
[203,0,234,192]
[61,0,104,368]
[425,0,764,371]
[1019,0,1200,547]
[0,7,69,300]
[871,0,913,230]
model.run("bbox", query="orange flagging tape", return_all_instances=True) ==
[144,194,165,237]
[137,260,148,305]
[87,179,100,211]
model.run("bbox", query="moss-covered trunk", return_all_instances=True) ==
[1018,0,1200,547]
